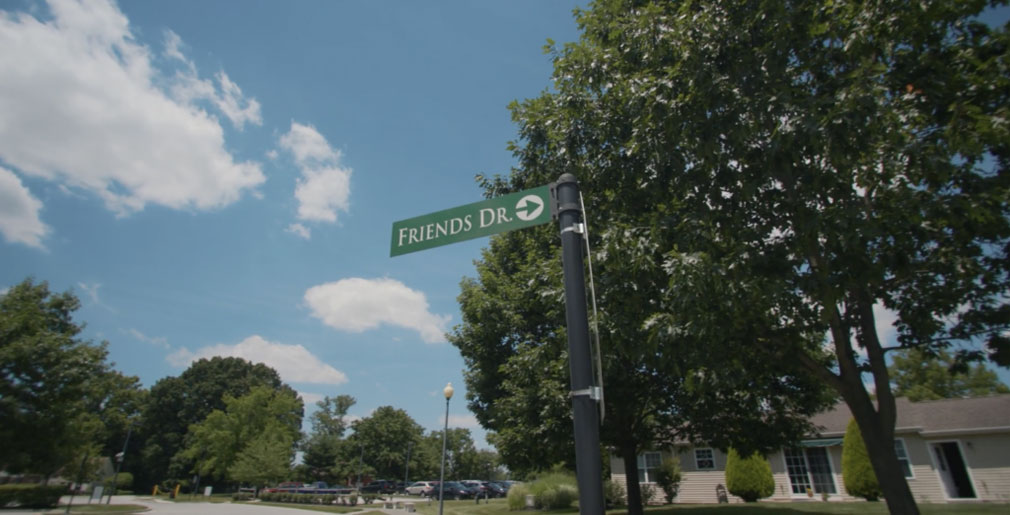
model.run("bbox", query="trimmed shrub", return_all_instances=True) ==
[0,484,65,508]
[506,483,530,511]
[603,479,625,507]
[232,492,254,501]
[113,472,133,490]
[725,448,774,502]
[654,456,682,503]
[843,417,881,501]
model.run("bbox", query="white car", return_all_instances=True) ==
[406,481,436,496]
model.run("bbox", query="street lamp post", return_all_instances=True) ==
[438,382,453,515]
[107,421,134,504]
[404,440,413,488]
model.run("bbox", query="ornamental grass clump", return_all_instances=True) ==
[528,471,578,510]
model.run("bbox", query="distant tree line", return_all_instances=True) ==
[0,278,502,492]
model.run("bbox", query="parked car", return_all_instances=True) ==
[406,481,436,496]
[360,479,398,495]
[262,481,304,493]
[484,481,508,497]
[461,480,488,498]
[432,481,472,500]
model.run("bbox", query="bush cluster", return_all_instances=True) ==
[257,492,353,505]
[505,472,577,511]
[602,479,626,507]
[725,449,774,502]
[0,484,66,508]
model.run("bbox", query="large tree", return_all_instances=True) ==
[300,395,356,483]
[345,406,425,481]
[137,356,298,486]
[492,1,1010,514]
[891,348,1010,401]
[181,385,302,484]
[0,278,139,478]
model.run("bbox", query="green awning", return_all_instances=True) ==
[799,438,843,447]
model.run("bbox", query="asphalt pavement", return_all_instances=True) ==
[27,494,435,515]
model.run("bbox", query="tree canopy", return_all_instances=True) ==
[0,278,140,478]
[181,385,302,483]
[462,1,1009,513]
[891,348,1010,401]
[137,356,299,486]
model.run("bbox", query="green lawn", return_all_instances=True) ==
[616,503,1010,515]
[404,498,1009,515]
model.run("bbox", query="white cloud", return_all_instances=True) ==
[448,414,480,429]
[125,327,169,349]
[167,334,348,385]
[298,391,325,406]
[0,167,48,248]
[279,122,352,223]
[286,223,311,239]
[304,278,450,343]
[294,167,352,222]
[77,282,102,304]
[0,0,265,217]
[280,122,340,166]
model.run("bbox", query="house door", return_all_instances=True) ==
[931,442,976,499]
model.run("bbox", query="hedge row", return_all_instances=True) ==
[255,492,361,505]
[0,484,66,508]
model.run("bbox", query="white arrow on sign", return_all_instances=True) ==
[515,194,545,221]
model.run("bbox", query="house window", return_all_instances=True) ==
[895,439,913,478]
[637,452,662,483]
[695,448,715,470]
[784,448,837,495]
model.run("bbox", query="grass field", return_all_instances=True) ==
[405,497,1009,515]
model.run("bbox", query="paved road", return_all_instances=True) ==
[42,494,434,515]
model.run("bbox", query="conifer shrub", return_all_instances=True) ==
[725,448,774,502]
[842,418,881,501]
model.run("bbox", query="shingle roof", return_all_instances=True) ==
[810,394,1010,437]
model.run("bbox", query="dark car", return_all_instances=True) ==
[484,481,508,497]
[432,481,472,500]
[461,480,492,498]
[360,479,398,495]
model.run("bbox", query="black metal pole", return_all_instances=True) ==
[556,174,604,515]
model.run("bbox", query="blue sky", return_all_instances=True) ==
[2,0,1009,455]
[0,0,587,448]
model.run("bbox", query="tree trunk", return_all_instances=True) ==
[620,443,643,515]
[843,389,920,515]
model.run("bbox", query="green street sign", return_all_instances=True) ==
[390,184,553,257]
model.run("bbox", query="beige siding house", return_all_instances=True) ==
[610,395,1010,505]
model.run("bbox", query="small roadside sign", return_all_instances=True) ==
[390,184,553,257]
